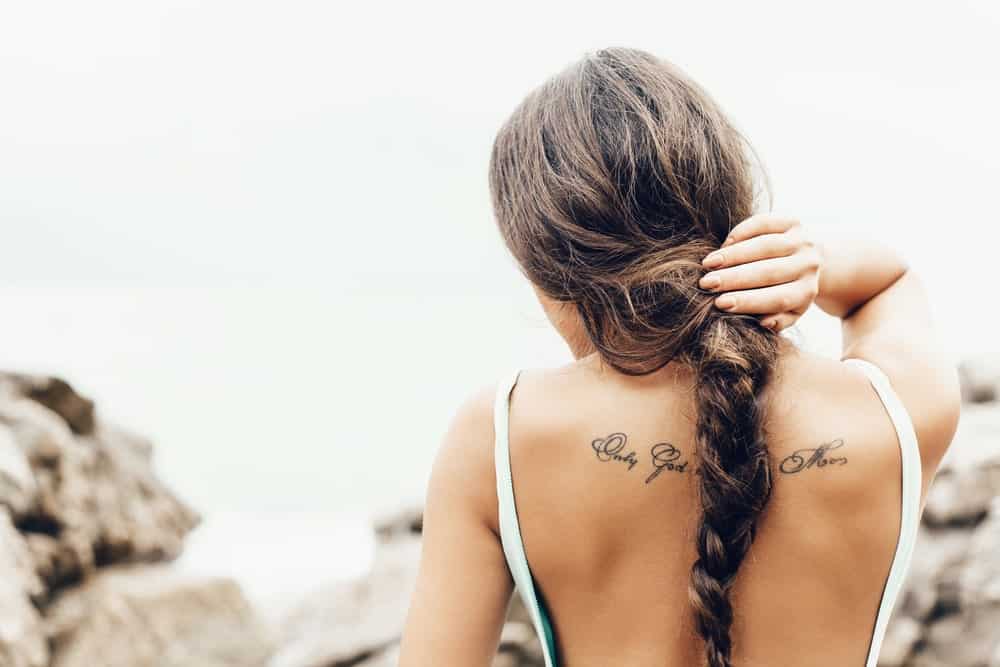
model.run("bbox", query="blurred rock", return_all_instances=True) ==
[895,526,967,621]
[0,374,97,436]
[352,644,400,667]
[0,513,48,667]
[0,371,217,666]
[45,564,273,667]
[878,616,922,667]
[0,374,200,591]
[496,621,545,667]
[270,536,421,667]
[372,504,423,543]
[880,410,1000,667]
[958,359,1000,404]
[923,458,1000,526]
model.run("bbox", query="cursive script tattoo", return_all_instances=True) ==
[779,438,848,474]
[645,443,689,484]
[591,432,638,471]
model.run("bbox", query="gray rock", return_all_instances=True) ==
[0,374,96,436]
[892,493,1000,666]
[0,374,200,590]
[0,513,48,667]
[270,537,421,667]
[877,615,921,667]
[354,643,401,667]
[44,564,273,667]
[497,621,544,667]
[912,610,1000,667]
[0,371,206,664]
[923,458,1000,527]
[959,359,1000,404]
[894,525,968,621]
[372,504,423,543]
[0,422,37,518]
[959,498,1000,607]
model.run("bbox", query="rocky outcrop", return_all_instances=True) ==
[270,536,421,667]
[959,358,1000,404]
[879,429,1000,666]
[277,509,545,667]
[0,372,269,667]
[45,565,273,667]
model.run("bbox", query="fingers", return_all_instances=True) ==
[699,254,815,292]
[760,312,800,332]
[722,214,800,247]
[712,281,818,316]
[703,230,802,269]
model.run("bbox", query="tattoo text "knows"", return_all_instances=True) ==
[779,438,848,474]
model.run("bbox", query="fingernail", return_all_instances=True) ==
[700,273,721,290]
[715,295,735,310]
[703,252,724,269]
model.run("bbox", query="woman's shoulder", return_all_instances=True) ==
[424,363,590,537]
[764,348,922,504]
[771,344,958,497]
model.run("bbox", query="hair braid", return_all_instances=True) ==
[688,318,780,667]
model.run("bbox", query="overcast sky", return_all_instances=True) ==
[2,0,997,287]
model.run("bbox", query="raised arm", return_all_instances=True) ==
[699,214,961,483]
[815,236,961,478]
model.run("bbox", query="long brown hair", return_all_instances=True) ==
[488,47,780,667]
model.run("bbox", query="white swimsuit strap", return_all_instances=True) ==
[493,368,556,667]
[842,357,923,667]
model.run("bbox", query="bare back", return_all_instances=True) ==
[498,340,926,666]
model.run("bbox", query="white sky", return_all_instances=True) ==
[0,1,997,515]
[2,0,998,286]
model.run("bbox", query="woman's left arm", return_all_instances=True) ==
[398,385,514,666]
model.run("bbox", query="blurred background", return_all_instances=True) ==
[1,1,998,665]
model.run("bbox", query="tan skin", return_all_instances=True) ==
[399,215,961,666]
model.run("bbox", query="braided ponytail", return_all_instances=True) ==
[488,46,780,666]
[688,318,780,667]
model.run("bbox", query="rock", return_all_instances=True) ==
[372,504,423,543]
[270,536,421,667]
[923,456,1000,527]
[0,374,200,591]
[0,374,97,436]
[497,622,544,667]
[877,615,921,667]
[893,525,968,621]
[912,611,1000,667]
[0,422,38,517]
[0,513,48,667]
[893,499,1000,667]
[882,404,1000,667]
[0,371,206,665]
[959,498,1000,607]
[354,643,401,667]
[958,359,1000,404]
[44,564,273,667]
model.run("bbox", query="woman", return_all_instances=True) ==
[399,48,960,666]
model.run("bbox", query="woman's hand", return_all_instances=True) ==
[698,215,821,332]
